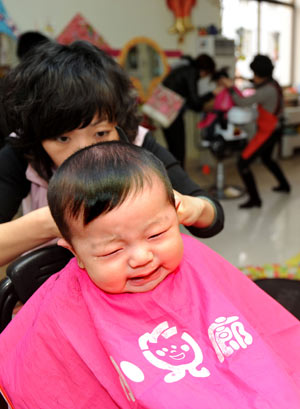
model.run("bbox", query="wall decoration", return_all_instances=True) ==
[166,0,196,42]
[57,13,113,54]
[0,0,18,70]
[0,0,18,39]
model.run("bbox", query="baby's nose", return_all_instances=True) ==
[128,246,153,268]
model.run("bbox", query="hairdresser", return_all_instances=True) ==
[162,53,222,168]
[221,54,290,208]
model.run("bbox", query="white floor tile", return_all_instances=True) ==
[186,152,300,268]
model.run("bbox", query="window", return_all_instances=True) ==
[221,0,294,86]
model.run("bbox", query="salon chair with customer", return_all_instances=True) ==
[198,69,252,199]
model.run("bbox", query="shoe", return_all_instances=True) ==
[239,199,262,209]
[272,185,291,193]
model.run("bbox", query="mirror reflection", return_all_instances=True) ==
[119,37,168,102]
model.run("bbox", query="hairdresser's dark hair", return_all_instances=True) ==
[194,54,216,74]
[17,31,50,60]
[3,40,140,180]
[180,54,216,75]
[47,141,175,243]
[250,54,274,78]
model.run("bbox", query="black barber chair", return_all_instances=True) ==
[201,110,247,200]
[0,245,72,332]
[254,278,300,320]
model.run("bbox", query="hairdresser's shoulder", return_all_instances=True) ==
[141,131,176,167]
[0,143,30,222]
[0,142,28,183]
[163,63,194,87]
[0,141,26,165]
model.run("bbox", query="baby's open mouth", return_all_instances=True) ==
[129,267,160,285]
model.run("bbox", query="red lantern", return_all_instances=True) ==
[166,0,196,37]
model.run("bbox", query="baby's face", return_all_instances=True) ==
[68,178,184,293]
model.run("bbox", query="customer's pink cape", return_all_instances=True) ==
[0,234,300,409]
[197,87,243,129]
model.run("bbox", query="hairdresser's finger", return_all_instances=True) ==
[173,190,182,210]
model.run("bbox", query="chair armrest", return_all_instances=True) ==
[0,277,18,332]
[6,245,73,304]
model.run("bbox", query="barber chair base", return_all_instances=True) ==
[209,161,245,200]
[209,184,245,200]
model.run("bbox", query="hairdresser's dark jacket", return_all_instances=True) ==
[0,79,10,148]
[163,64,214,112]
[0,132,224,238]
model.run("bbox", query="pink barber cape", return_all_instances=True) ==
[0,234,300,409]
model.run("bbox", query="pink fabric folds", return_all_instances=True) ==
[0,234,299,408]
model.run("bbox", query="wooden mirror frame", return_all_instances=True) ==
[119,36,169,102]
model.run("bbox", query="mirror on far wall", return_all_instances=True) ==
[119,36,169,102]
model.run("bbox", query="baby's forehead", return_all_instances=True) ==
[65,170,171,230]
[68,185,172,241]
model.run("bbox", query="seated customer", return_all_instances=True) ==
[0,141,299,408]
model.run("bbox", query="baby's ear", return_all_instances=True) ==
[57,238,85,269]
[57,238,74,254]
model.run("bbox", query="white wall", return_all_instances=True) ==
[4,0,221,53]
[293,0,300,86]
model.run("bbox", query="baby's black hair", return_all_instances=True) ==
[3,40,140,180]
[212,67,229,82]
[47,141,175,244]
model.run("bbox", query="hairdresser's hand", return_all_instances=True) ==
[174,191,215,229]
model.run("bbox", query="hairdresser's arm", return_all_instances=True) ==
[229,88,262,107]
[221,77,263,107]
[142,133,224,237]
[0,207,60,266]
[0,144,60,266]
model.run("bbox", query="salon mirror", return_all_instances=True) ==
[119,36,169,102]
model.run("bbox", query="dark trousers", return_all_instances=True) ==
[238,128,290,202]
[162,112,185,168]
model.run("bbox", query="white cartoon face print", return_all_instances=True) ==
[113,315,254,403]
[138,321,210,383]
[149,334,195,366]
